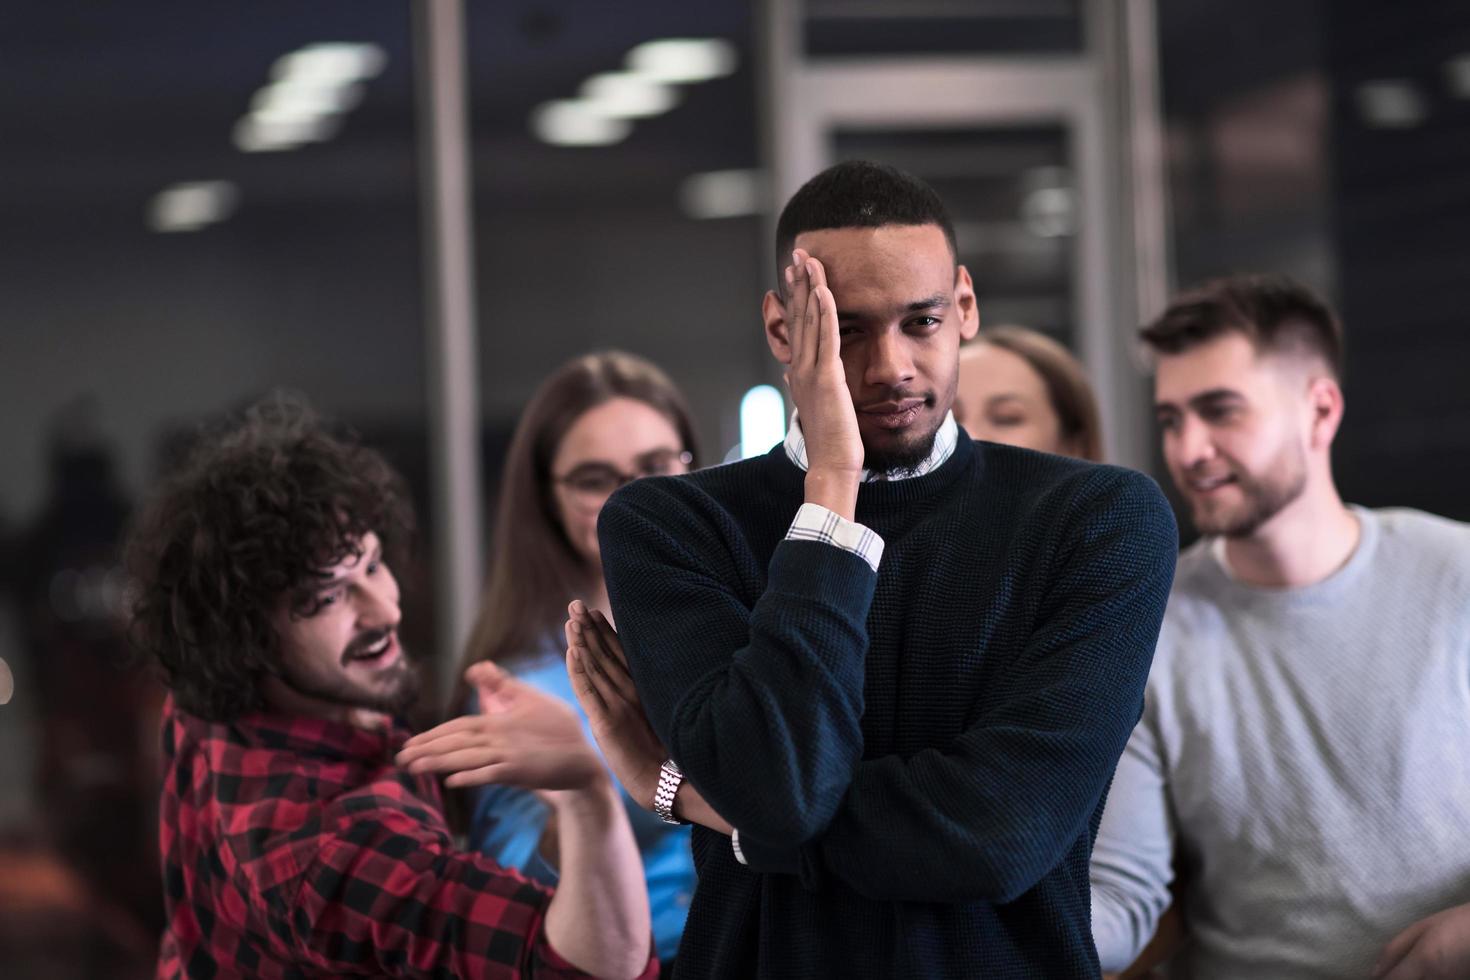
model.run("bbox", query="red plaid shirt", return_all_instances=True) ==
[157,697,655,979]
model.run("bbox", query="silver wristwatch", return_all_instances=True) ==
[653,759,686,825]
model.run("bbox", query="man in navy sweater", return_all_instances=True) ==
[567,160,1179,977]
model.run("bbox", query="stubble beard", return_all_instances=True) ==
[1192,443,1309,539]
[279,655,421,717]
[860,389,946,478]
[863,425,941,477]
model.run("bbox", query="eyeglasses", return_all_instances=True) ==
[554,449,694,505]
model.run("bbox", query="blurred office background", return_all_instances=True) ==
[1,1,1468,975]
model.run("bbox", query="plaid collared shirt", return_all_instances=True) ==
[156,696,655,979]
[778,410,959,573]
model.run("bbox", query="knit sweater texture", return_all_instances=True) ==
[1091,507,1470,978]
[599,435,1178,978]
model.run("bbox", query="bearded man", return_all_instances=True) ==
[1091,275,1470,980]
[127,394,654,979]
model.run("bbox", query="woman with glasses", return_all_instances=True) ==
[451,350,699,973]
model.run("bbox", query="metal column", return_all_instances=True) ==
[413,0,483,697]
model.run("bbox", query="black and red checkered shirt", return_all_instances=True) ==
[157,696,655,978]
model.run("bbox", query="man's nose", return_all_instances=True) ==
[1173,415,1216,468]
[358,573,402,630]
[865,330,917,389]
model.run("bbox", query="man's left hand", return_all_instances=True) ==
[564,600,666,808]
[397,661,605,792]
[1376,902,1470,979]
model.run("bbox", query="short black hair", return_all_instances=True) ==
[1140,273,1344,379]
[124,392,415,722]
[774,160,958,289]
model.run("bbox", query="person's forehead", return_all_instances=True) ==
[319,530,380,575]
[959,344,1045,397]
[1153,333,1265,401]
[793,224,953,301]
[555,398,681,466]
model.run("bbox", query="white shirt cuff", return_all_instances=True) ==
[784,502,885,572]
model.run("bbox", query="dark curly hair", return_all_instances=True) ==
[124,392,415,723]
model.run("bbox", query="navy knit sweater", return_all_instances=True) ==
[599,434,1177,978]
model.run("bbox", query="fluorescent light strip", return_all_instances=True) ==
[148,181,239,233]
[579,72,680,119]
[680,169,765,219]
[626,38,737,84]
[531,100,632,146]
[271,42,387,87]
[530,37,736,147]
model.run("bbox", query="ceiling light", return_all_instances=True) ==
[680,169,766,219]
[148,181,239,233]
[626,38,737,84]
[1020,186,1075,238]
[233,113,341,153]
[1355,79,1427,128]
[580,72,680,119]
[251,79,364,119]
[530,100,632,146]
[271,42,387,87]
[1446,55,1470,99]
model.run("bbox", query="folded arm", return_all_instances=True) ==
[599,485,877,843]
[735,471,1178,904]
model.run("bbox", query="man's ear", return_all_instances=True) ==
[762,289,793,365]
[955,265,980,342]
[1307,375,1344,451]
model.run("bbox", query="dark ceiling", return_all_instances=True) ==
[0,1,756,225]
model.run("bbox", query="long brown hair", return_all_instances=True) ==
[448,351,698,714]
[973,326,1105,462]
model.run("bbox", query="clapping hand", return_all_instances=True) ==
[564,600,666,807]
[563,601,734,835]
[397,661,604,792]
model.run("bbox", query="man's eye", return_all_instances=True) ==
[366,560,380,575]
[908,316,941,330]
[1156,416,1179,432]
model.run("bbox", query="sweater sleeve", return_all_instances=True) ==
[598,482,876,844]
[736,469,1177,903]
[1089,702,1177,971]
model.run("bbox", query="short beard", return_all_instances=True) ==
[1194,444,1308,539]
[863,425,941,478]
[279,657,421,717]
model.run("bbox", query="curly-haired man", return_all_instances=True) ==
[126,394,654,979]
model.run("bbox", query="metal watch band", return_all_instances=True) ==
[653,759,686,825]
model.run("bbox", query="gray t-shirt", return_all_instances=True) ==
[1091,506,1470,978]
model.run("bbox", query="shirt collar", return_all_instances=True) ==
[783,410,958,482]
[203,701,409,763]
